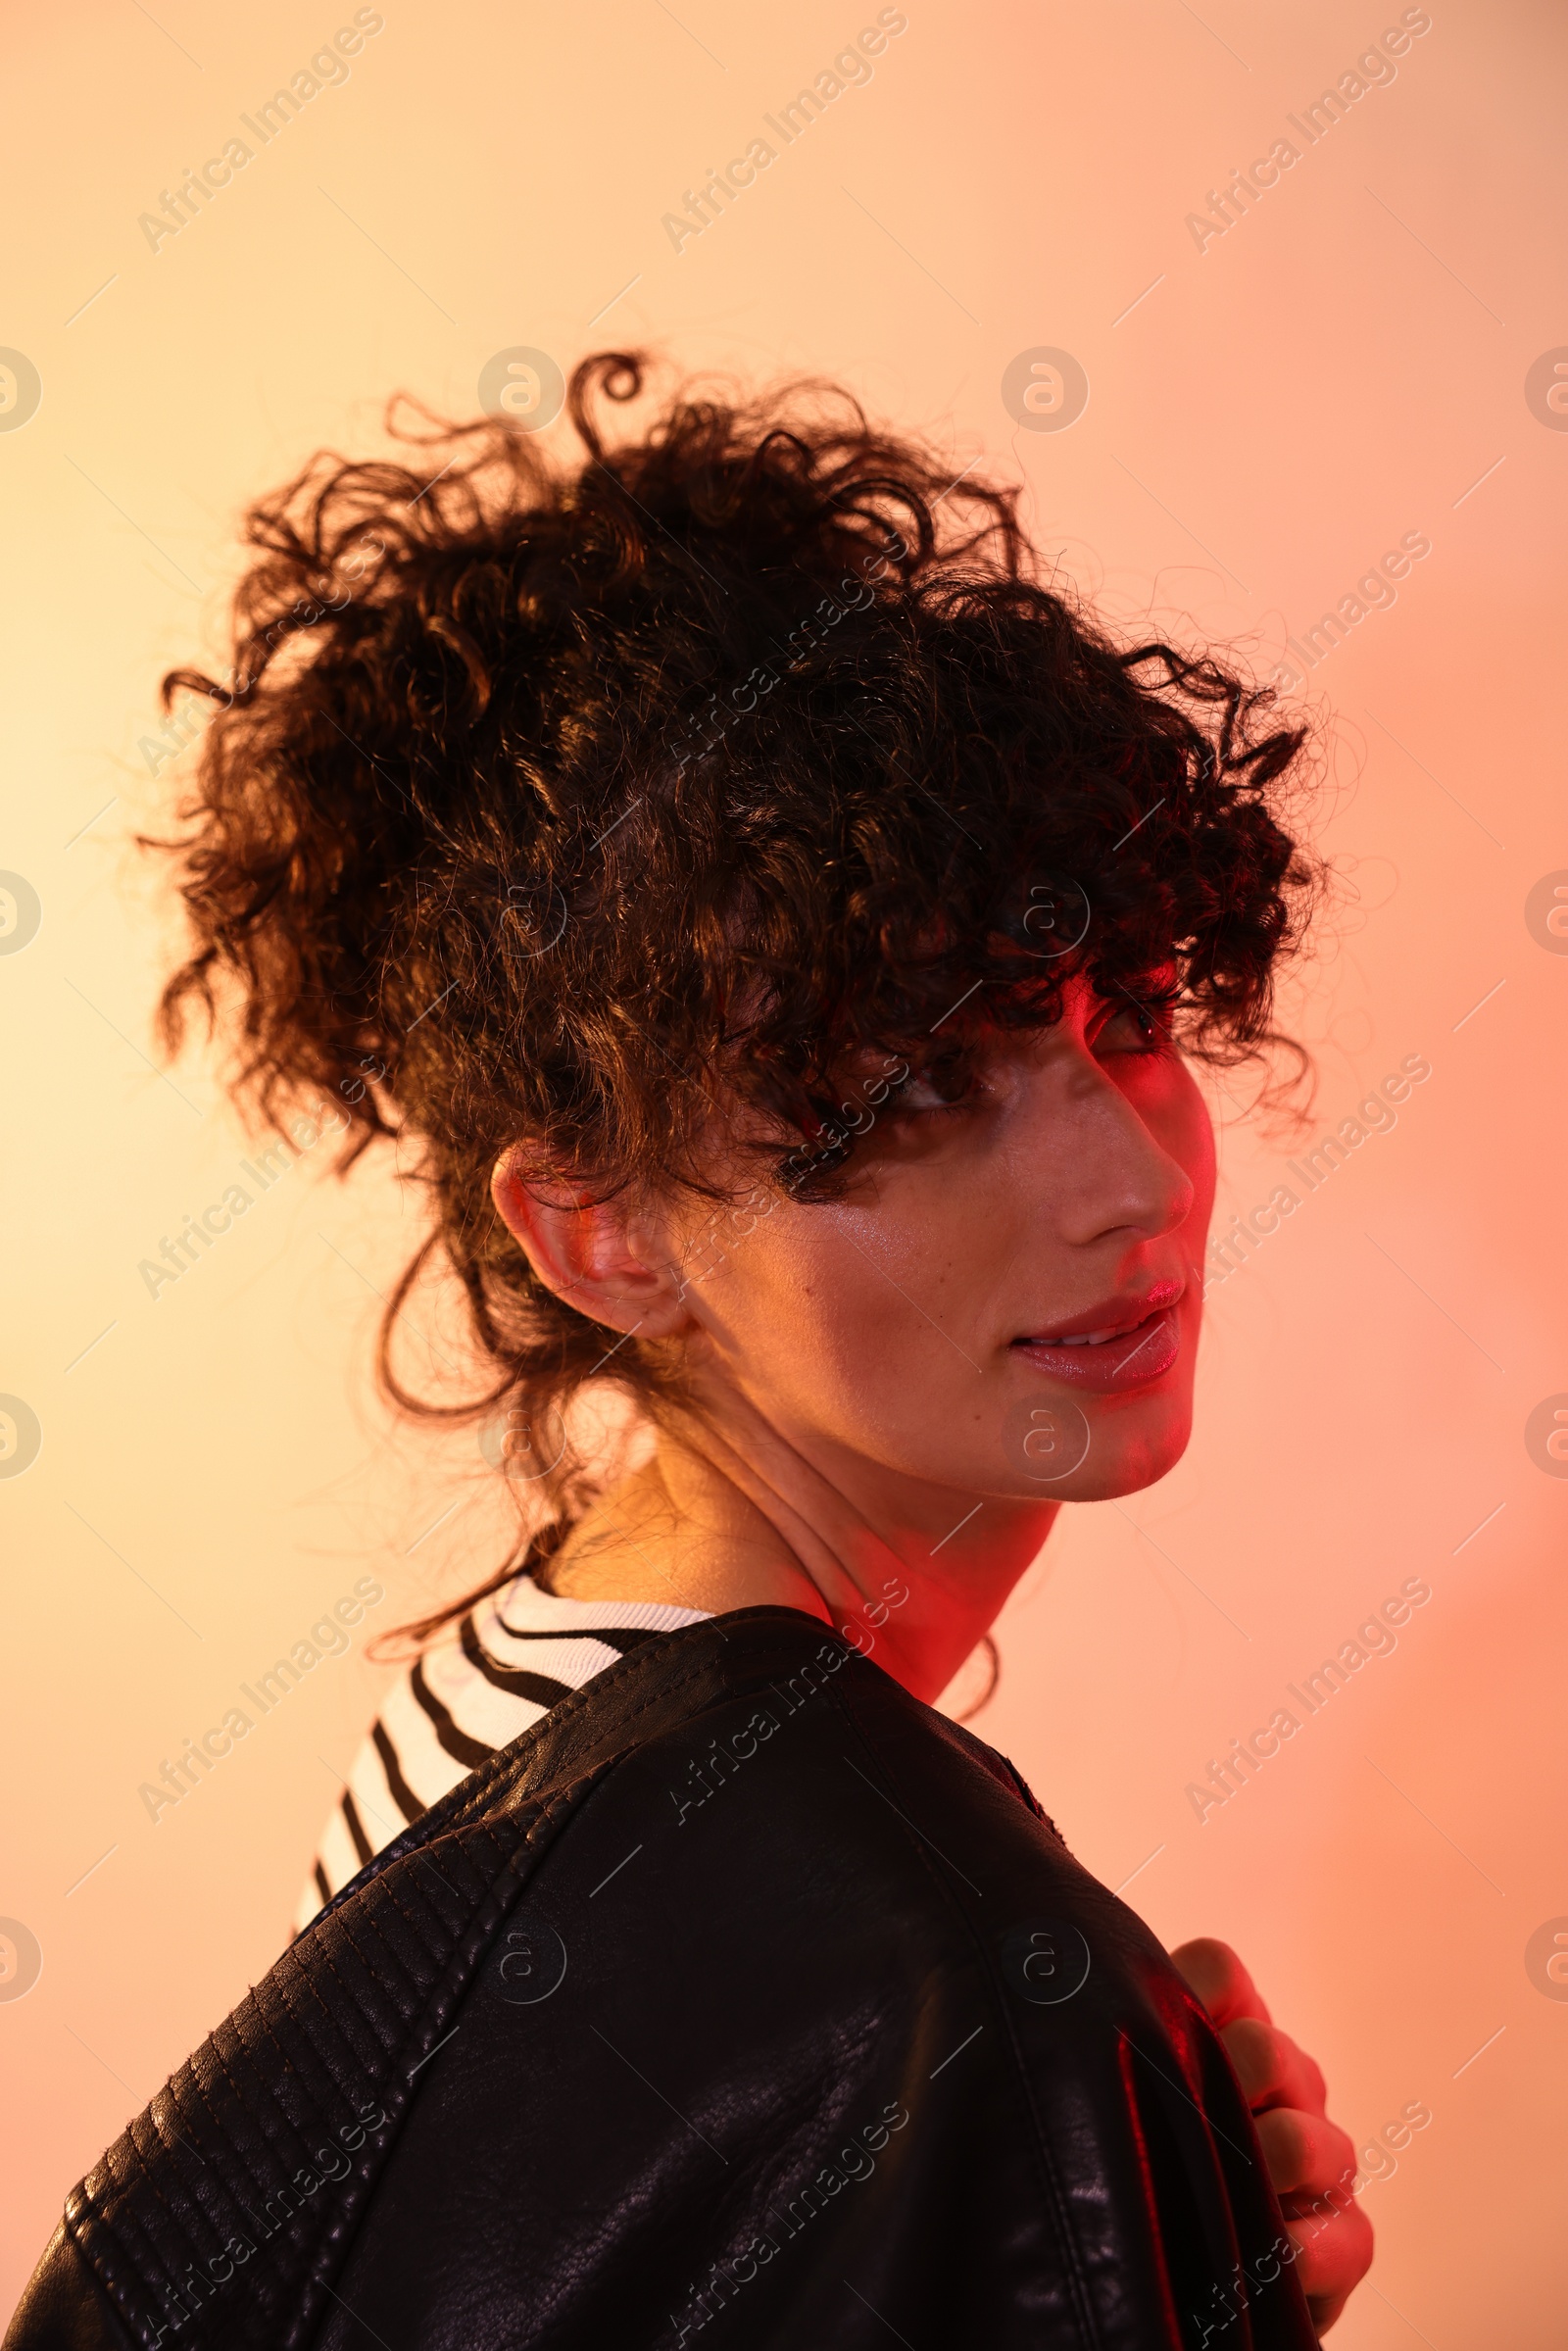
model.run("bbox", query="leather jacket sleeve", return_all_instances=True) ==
[5,1611,1318,2350]
[3,2230,133,2351]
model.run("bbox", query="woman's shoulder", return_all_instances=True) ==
[300,1602,1138,2011]
[33,1612,1269,2351]
[473,1604,1140,2003]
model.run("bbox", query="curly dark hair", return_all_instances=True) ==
[146,349,1318,1575]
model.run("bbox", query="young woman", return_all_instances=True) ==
[8,355,1371,2348]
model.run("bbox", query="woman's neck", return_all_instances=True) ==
[547,1396,1059,1704]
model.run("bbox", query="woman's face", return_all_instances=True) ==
[670,973,1216,1511]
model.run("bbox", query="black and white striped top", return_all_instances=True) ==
[294,1572,711,1938]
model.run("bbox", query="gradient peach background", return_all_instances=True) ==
[3,0,1565,2338]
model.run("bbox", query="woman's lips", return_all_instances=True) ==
[1010,1303,1182,1392]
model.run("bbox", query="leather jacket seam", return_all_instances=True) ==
[67,1778,600,2351]
[293,1771,607,2341]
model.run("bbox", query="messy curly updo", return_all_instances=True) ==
[147,349,1317,1543]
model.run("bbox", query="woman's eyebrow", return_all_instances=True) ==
[1102,966,1180,1004]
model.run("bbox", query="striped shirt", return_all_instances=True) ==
[294,1572,711,1938]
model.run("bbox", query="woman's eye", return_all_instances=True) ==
[890,1067,977,1118]
[1097,1000,1176,1054]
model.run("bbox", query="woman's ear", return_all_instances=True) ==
[490,1148,693,1338]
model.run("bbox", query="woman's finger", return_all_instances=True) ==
[1255,2106,1358,2202]
[1220,2017,1329,2117]
[1169,1935,1271,2028]
[1286,2193,1375,2334]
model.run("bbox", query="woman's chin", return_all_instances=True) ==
[1073,1407,1194,1498]
[1002,1395,1195,1504]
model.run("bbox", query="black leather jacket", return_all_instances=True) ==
[6,1610,1317,2349]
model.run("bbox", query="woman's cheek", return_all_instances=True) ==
[769,1206,950,1419]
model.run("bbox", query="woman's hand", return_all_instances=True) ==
[1171,1938,1374,2336]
